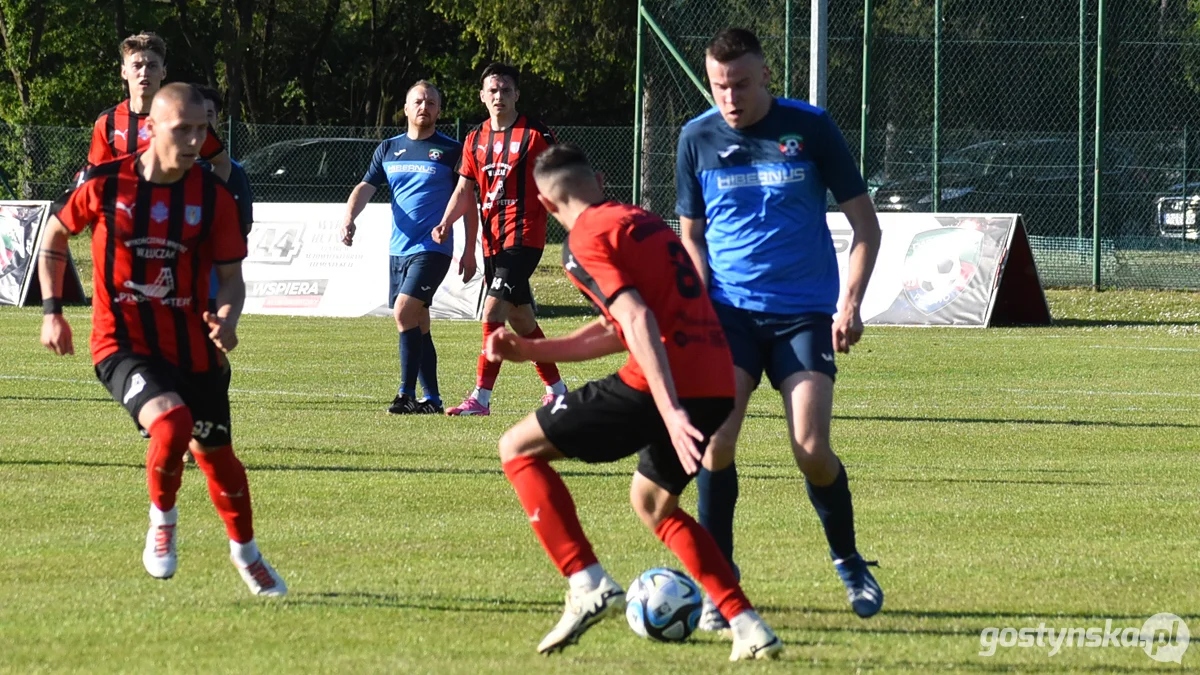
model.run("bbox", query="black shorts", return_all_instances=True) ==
[535,374,734,495]
[483,246,542,307]
[95,352,233,447]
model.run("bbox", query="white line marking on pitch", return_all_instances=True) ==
[0,374,376,400]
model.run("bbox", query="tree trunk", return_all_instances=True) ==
[301,0,343,124]
[172,0,218,87]
[114,0,126,42]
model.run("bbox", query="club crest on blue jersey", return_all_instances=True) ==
[779,134,805,157]
[429,148,443,161]
[185,206,202,226]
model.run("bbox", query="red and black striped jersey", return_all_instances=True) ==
[563,201,734,399]
[456,115,555,256]
[51,156,247,372]
[87,99,225,167]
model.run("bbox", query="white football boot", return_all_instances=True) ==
[234,552,288,597]
[536,575,625,654]
[142,506,178,579]
[729,615,783,661]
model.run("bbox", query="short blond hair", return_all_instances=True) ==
[120,32,166,61]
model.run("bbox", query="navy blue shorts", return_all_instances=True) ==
[712,302,836,390]
[389,252,452,307]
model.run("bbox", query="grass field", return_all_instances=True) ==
[2,245,1199,673]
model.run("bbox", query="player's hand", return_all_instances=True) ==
[431,222,450,244]
[203,311,239,353]
[340,221,356,247]
[40,314,74,356]
[485,327,529,363]
[458,253,477,282]
[832,305,864,354]
[662,406,705,476]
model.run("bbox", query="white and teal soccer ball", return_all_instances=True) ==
[625,567,702,642]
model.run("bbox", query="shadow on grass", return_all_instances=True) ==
[0,395,111,403]
[760,604,1157,623]
[1052,318,1200,328]
[535,303,598,319]
[741,411,1200,431]
[0,458,627,480]
[285,591,560,615]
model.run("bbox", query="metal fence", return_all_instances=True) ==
[635,0,1200,290]
[0,121,633,245]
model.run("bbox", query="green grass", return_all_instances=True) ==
[2,246,1199,672]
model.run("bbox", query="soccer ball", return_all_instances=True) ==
[625,567,703,642]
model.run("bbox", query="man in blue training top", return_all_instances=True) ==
[340,80,476,415]
[675,28,884,631]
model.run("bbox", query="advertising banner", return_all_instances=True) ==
[829,213,1050,327]
[243,203,483,319]
[1,201,86,307]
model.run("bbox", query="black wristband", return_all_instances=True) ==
[42,298,63,315]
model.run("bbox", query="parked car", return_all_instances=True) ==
[239,138,382,202]
[872,138,1146,236]
[1153,181,1200,241]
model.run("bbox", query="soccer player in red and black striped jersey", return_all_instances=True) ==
[432,62,566,416]
[85,33,232,182]
[484,144,782,660]
[38,84,285,597]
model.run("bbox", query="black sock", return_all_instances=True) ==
[418,331,440,403]
[806,462,858,561]
[399,327,422,397]
[696,462,738,567]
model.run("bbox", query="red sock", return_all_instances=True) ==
[146,405,193,511]
[502,456,598,577]
[192,445,254,543]
[655,509,752,620]
[521,325,561,387]
[477,322,504,390]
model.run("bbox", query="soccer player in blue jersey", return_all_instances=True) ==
[675,29,884,630]
[340,81,475,414]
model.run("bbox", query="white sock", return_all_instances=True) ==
[230,538,261,567]
[568,563,606,594]
[149,505,177,526]
[546,380,567,395]
[729,609,763,640]
[473,387,492,407]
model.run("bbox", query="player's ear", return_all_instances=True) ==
[595,171,606,194]
[536,193,557,215]
[761,64,771,87]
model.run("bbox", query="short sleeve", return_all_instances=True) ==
[49,180,99,235]
[674,130,706,219]
[87,118,111,167]
[456,132,478,181]
[200,125,226,161]
[565,226,635,307]
[211,187,249,264]
[362,142,387,187]
[814,112,868,203]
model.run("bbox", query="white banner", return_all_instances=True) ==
[830,212,1049,327]
[0,201,50,306]
[243,203,483,319]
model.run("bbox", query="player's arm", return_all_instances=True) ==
[433,175,477,243]
[678,216,710,289]
[339,182,378,246]
[675,133,710,288]
[818,111,881,354]
[487,317,623,363]
[607,290,705,475]
[37,216,75,356]
[458,188,479,281]
[206,261,245,353]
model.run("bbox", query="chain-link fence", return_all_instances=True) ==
[636,0,1200,290]
[0,120,633,245]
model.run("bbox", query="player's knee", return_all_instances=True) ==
[791,438,836,475]
[498,426,538,463]
[395,296,423,330]
[629,479,678,530]
[148,404,194,445]
[704,434,737,471]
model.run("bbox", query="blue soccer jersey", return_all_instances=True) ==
[363,132,462,257]
[675,98,867,315]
